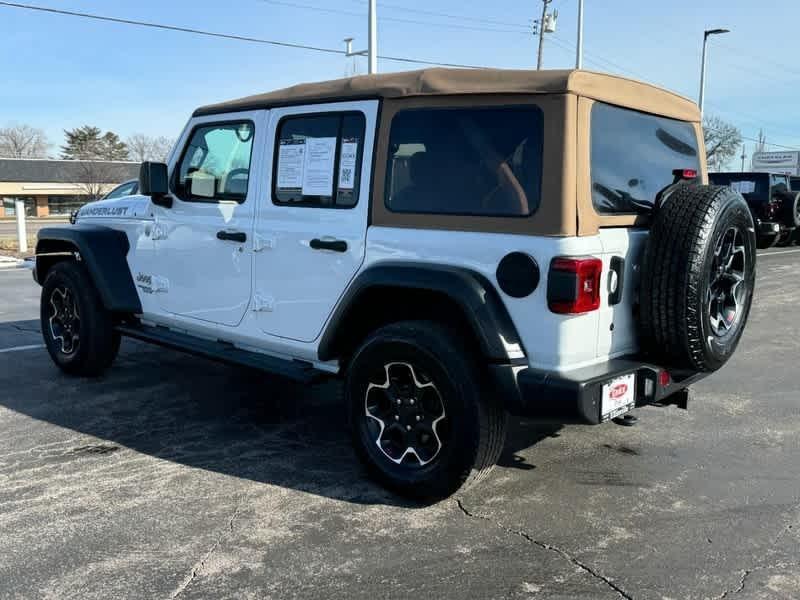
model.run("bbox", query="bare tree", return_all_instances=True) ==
[126,133,175,162]
[703,116,743,171]
[72,160,117,201]
[0,123,50,158]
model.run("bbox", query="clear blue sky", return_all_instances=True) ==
[2,0,799,160]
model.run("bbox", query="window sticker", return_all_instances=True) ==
[338,139,359,190]
[730,180,755,194]
[301,137,337,197]
[277,139,306,190]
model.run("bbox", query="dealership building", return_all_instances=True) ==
[0,158,139,218]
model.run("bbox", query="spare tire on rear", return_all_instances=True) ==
[639,185,756,372]
[779,190,800,229]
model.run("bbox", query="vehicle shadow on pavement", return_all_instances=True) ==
[0,324,556,507]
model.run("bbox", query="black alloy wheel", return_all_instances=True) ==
[707,227,747,337]
[48,286,81,356]
[364,362,448,467]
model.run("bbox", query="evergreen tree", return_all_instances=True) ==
[101,131,129,161]
[61,126,129,160]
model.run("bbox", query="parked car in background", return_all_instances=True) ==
[102,179,139,200]
[70,179,139,224]
[709,172,800,247]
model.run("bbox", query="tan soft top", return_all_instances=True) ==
[194,68,700,122]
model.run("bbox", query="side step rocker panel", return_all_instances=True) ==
[116,324,320,384]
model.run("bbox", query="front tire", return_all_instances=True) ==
[345,321,506,500]
[40,261,120,376]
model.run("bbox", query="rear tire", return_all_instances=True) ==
[639,185,756,372]
[345,320,506,501]
[40,261,120,376]
[776,231,795,247]
[757,232,779,249]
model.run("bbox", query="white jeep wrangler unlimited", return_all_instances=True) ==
[35,69,756,499]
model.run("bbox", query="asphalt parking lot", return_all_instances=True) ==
[1,250,798,600]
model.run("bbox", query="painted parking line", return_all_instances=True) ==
[0,344,44,354]
[758,248,800,257]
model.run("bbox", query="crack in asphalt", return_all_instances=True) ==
[7,324,39,334]
[713,569,751,600]
[455,499,633,600]
[711,561,800,599]
[169,496,244,599]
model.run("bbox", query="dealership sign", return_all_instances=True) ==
[752,151,800,174]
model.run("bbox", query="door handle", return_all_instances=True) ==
[310,238,348,253]
[217,230,247,243]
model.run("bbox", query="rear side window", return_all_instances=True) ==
[591,103,700,214]
[708,173,767,197]
[174,121,254,203]
[385,106,543,217]
[273,113,366,208]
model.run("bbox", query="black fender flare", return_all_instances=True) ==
[35,224,142,314]
[318,262,525,362]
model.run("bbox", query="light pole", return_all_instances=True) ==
[345,0,378,75]
[576,0,584,69]
[368,0,377,74]
[698,28,729,113]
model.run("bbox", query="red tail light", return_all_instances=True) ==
[673,168,698,181]
[547,257,603,314]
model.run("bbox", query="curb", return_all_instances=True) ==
[0,255,26,270]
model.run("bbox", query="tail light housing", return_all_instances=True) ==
[547,257,603,314]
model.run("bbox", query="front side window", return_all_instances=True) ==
[174,121,254,203]
[273,113,366,208]
[385,106,543,217]
[591,103,700,214]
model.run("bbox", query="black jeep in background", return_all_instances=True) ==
[709,172,800,248]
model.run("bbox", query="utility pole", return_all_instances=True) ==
[576,0,584,69]
[368,0,377,74]
[740,144,747,171]
[536,0,552,70]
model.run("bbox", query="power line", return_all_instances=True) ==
[348,0,530,30]
[547,33,800,149]
[0,1,488,68]
[0,1,347,55]
[256,0,530,35]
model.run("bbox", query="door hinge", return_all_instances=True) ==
[253,234,276,252]
[252,294,275,312]
[150,223,168,241]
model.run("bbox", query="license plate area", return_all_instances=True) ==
[600,373,636,421]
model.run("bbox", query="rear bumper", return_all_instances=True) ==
[758,220,780,235]
[491,358,709,424]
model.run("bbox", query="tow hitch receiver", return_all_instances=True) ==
[659,388,690,410]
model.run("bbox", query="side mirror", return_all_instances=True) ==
[139,161,172,208]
